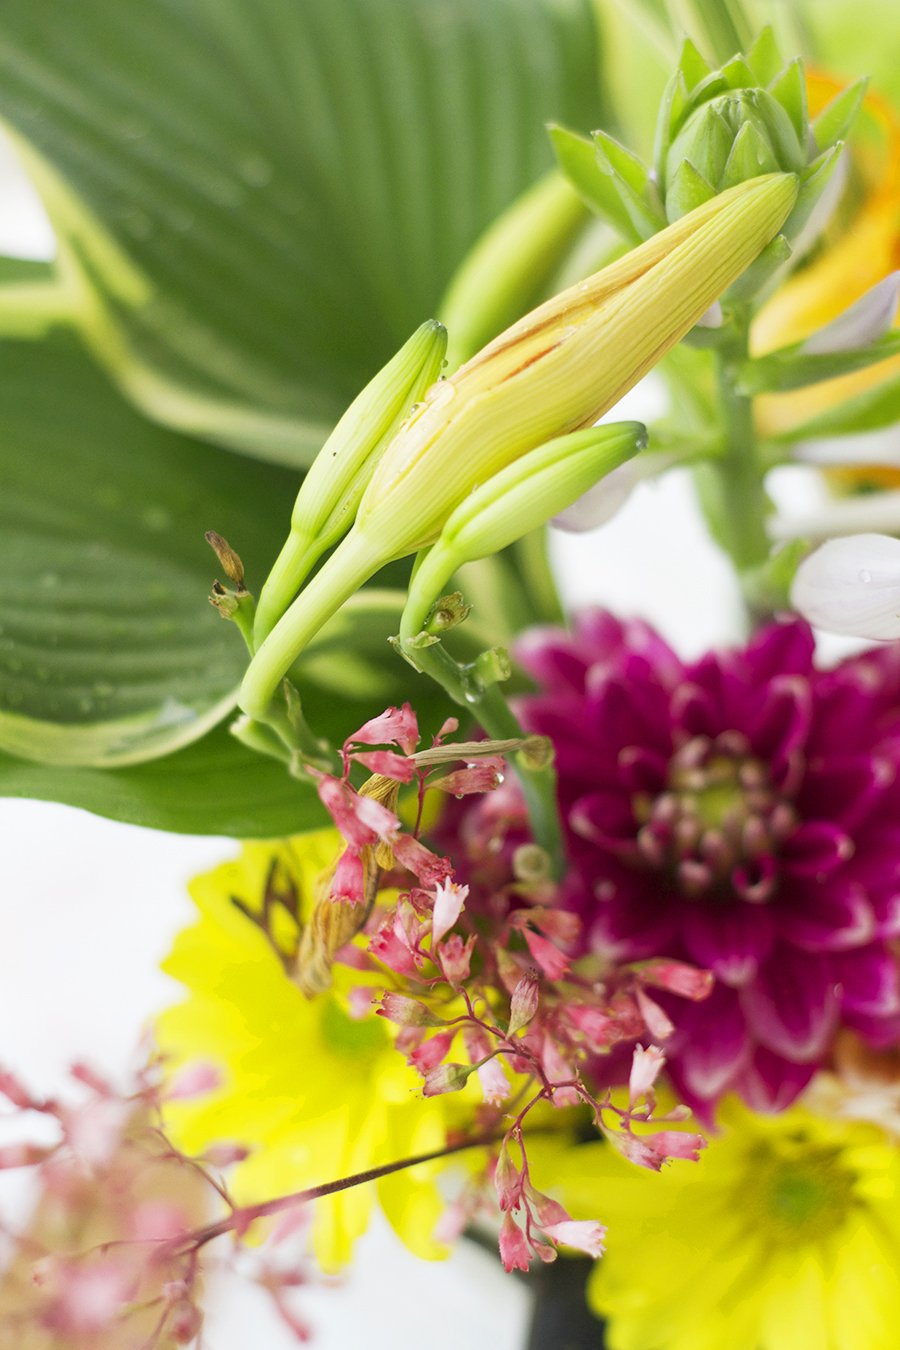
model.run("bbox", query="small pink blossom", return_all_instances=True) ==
[635,987,674,1041]
[166,1060,223,1101]
[378,991,443,1028]
[347,986,375,1019]
[522,928,569,980]
[637,960,714,1001]
[477,1056,511,1105]
[0,1143,53,1168]
[421,1063,473,1096]
[314,774,399,847]
[44,1258,133,1334]
[499,1213,532,1273]
[564,1003,614,1050]
[523,1181,569,1227]
[432,879,469,945]
[0,1068,38,1110]
[433,1198,469,1244]
[391,833,453,886]
[515,907,581,944]
[609,1128,706,1170]
[349,749,417,782]
[348,704,419,754]
[64,1097,129,1168]
[628,1044,667,1107]
[368,923,420,977]
[436,933,476,988]
[540,1034,579,1107]
[408,1030,456,1073]
[331,847,364,903]
[542,1219,607,1258]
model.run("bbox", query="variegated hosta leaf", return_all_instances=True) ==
[0,0,606,467]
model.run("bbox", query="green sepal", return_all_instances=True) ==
[724,233,792,301]
[654,71,690,192]
[752,89,806,175]
[680,70,731,129]
[592,135,666,240]
[550,125,644,245]
[736,331,900,395]
[593,130,651,196]
[667,104,734,194]
[666,159,716,222]
[746,26,783,85]
[812,77,869,154]
[677,37,713,94]
[722,56,756,90]
[764,371,900,446]
[768,58,809,151]
[781,143,844,243]
[719,119,781,192]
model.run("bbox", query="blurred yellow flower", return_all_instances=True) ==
[529,1098,900,1350]
[754,73,900,440]
[155,831,482,1271]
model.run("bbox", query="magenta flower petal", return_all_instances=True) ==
[740,947,839,1061]
[682,903,774,987]
[733,1045,816,1112]
[781,820,855,878]
[667,983,752,1101]
[832,946,900,1018]
[777,878,874,952]
[800,755,895,829]
[511,610,900,1110]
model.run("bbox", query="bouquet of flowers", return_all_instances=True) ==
[4,0,900,1344]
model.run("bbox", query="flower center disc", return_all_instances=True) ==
[632,732,797,903]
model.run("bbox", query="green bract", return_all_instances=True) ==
[552,28,867,293]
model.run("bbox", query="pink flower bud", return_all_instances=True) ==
[523,1180,569,1228]
[166,1060,222,1101]
[541,1219,607,1259]
[170,1302,204,1345]
[378,991,445,1028]
[0,1068,38,1110]
[499,1213,532,1273]
[518,907,581,944]
[637,960,714,1001]
[422,1063,473,1096]
[531,1241,558,1263]
[477,1056,511,1105]
[508,972,540,1036]
[522,928,569,980]
[432,879,469,944]
[200,1142,249,1167]
[391,833,453,886]
[430,763,502,794]
[437,933,476,987]
[408,1029,456,1073]
[564,1003,614,1050]
[493,1145,521,1211]
[628,1044,666,1107]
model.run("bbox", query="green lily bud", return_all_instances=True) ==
[252,319,447,646]
[400,422,647,642]
[240,173,797,723]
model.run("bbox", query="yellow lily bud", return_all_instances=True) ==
[241,173,797,722]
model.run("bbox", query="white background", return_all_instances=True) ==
[0,133,866,1345]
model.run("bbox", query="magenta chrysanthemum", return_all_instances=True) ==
[515,612,900,1114]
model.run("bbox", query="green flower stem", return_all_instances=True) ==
[240,527,377,722]
[401,636,567,879]
[712,324,772,576]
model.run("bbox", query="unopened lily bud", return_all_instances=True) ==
[508,971,540,1036]
[241,174,797,722]
[493,1144,521,1211]
[253,319,448,645]
[790,533,900,639]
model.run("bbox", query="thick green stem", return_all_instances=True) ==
[712,328,771,575]
[402,638,567,879]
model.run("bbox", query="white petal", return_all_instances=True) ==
[794,427,900,466]
[790,533,900,638]
[550,461,637,533]
[801,271,900,355]
[769,490,900,542]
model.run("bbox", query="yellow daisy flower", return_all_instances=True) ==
[154,830,483,1272]
[529,1099,900,1350]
